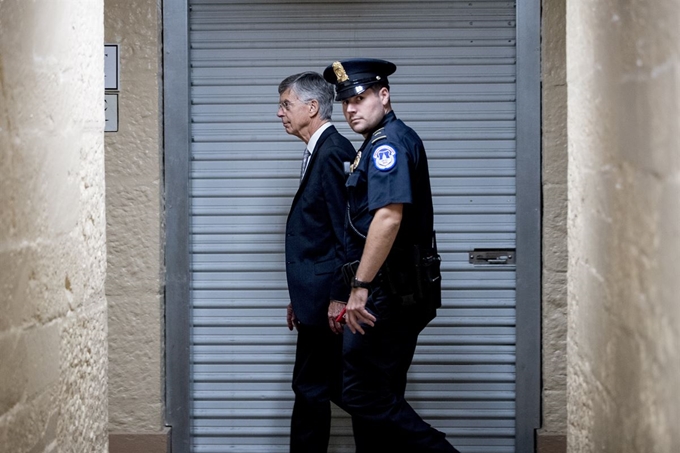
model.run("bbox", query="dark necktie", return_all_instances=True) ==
[300,148,311,182]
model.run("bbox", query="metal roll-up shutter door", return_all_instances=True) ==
[189,1,517,452]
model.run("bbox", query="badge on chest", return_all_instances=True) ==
[350,151,362,173]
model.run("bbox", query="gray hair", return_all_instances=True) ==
[278,72,334,120]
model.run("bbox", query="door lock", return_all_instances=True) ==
[469,249,516,265]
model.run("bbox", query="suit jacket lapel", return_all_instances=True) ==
[290,126,337,209]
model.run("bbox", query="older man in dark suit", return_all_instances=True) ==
[277,71,357,453]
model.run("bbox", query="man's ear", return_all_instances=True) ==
[308,99,319,117]
[379,87,390,107]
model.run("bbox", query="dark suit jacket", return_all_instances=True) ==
[285,125,356,327]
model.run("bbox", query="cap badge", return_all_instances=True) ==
[332,61,349,83]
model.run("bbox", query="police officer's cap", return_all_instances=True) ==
[323,58,397,101]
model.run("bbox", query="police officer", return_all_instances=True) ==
[324,59,460,453]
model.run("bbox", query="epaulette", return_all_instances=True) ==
[371,127,387,144]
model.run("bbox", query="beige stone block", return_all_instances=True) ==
[0,148,81,247]
[104,124,162,181]
[0,248,41,331]
[0,241,96,331]
[4,387,59,453]
[542,186,568,273]
[103,81,161,180]
[0,162,36,246]
[0,331,25,415]
[542,84,568,186]
[542,272,567,393]
[108,395,164,433]
[543,270,567,302]
[57,304,108,452]
[543,237,567,274]
[542,308,567,391]
[108,293,163,431]
[542,389,568,433]
[541,0,566,87]
[106,180,163,297]
[24,324,61,400]
[543,270,567,369]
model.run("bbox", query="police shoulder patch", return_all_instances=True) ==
[372,144,397,171]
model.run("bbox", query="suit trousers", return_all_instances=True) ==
[342,288,461,453]
[290,323,344,453]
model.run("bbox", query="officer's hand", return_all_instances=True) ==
[328,300,346,335]
[287,303,298,331]
[346,288,376,335]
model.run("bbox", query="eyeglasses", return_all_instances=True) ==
[278,100,296,111]
[278,99,309,111]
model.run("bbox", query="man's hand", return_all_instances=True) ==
[342,203,401,335]
[286,303,298,331]
[328,300,346,334]
[345,288,376,335]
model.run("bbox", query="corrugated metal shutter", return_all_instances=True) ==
[189,1,517,452]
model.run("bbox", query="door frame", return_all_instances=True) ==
[163,1,191,451]
[515,0,542,451]
[162,1,542,451]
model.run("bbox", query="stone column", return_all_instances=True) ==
[567,1,680,451]
[0,1,108,452]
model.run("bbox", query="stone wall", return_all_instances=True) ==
[540,0,568,451]
[104,0,167,449]
[567,1,680,451]
[0,1,108,452]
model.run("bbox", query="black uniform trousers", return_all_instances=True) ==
[290,323,345,453]
[342,287,461,453]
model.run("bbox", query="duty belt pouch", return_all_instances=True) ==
[413,232,442,310]
[381,257,417,306]
[382,232,442,309]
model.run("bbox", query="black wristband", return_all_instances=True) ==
[351,277,372,289]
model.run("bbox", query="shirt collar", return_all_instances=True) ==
[359,111,396,151]
[306,122,333,154]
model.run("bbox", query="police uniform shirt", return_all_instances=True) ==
[346,111,434,255]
